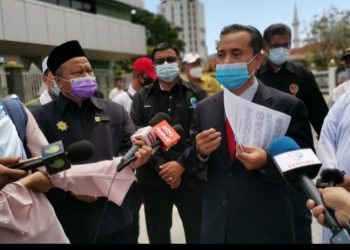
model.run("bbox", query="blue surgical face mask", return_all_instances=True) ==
[268,47,289,65]
[156,62,179,83]
[52,82,60,96]
[216,56,256,91]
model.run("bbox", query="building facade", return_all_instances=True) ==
[157,0,207,59]
[0,0,146,101]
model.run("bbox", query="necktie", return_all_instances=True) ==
[225,119,236,160]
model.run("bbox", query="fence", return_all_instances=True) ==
[4,69,114,103]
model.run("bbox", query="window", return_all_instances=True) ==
[37,0,94,13]
[60,0,70,7]
[72,0,83,10]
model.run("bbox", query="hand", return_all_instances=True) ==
[170,176,182,190]
[159,161,185,187]
[196,128,221,157]
[128,144,152,170]
[0,156,27,190]
[19,171,53,193]
[306,199,326,226]
[307,187,350,227]
[70,192,98,203]
[235,144,268,171]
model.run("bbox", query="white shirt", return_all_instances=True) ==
[328,79,350,108]
[109,88,124,100]
[112,85,136,113]
[38,89,53,106]
[318,91,350,243]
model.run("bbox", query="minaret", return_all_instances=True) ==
[292,2,300,48]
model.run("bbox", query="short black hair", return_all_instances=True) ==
[151,43,180,60]
[219,24,263,55]
[263,23,292,44]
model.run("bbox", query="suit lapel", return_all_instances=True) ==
[252,81,273,107]
[212,92,235,169]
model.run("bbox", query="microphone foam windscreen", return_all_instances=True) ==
[149,112,172,126]
[173,124,184,137]
[268,136,300,157]
[67,140,94,163]
[320,168,346,185]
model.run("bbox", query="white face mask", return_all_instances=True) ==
[189,66,203,79]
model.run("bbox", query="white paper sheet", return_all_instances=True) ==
[223,88,291,149]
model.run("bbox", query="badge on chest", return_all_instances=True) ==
[95,116,110,123]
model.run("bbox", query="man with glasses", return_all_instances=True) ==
[256,23,327,244]
[130,43,207,244]
[256,23,328,137]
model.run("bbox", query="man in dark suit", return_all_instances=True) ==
[182,24,315,243]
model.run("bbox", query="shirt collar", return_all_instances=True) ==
[239,78,259,101]
[260,60,295,74]
[128,85,137,96]
[57,95,103,115]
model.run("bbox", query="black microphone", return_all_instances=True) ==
[317,169,346,188]
[117,113,172,172]
[13,140,94,175]
[149,112,172,126]
[269,136,350,244]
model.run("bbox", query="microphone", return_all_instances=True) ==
[116,121,182,172]
[268,136,350,244]
[316,169,346,188]
[118,113,172,168]
[13,140,94,175]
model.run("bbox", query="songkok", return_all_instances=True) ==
[47,40,86,75]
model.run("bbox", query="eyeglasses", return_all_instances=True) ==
[154,56,178,65]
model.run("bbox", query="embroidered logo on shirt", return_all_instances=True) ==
[190,97,198,109]
[289,83,299,96]
[57,121,68,132]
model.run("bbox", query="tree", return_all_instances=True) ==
[306,6,350,69]
[112,9,185,78]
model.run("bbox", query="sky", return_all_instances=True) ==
[143,0,349,55]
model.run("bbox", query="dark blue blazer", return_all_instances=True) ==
[182,81,314,243]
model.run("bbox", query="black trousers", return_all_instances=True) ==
[140,182,204,244]
[127,182,143,244]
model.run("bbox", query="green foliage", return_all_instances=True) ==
[306,6,350,69]
[112,9,185,78]
[132,9,186,52]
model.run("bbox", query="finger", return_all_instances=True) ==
[197,132,222,144]
[0,156,21,166]
[306,199,315,209]
[7,168,27,179]
[197,129,218,138]
[317,214,325,225]
[200,138,222,153]
[133,139,145,146]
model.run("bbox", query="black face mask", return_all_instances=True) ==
[141,76,154,86]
